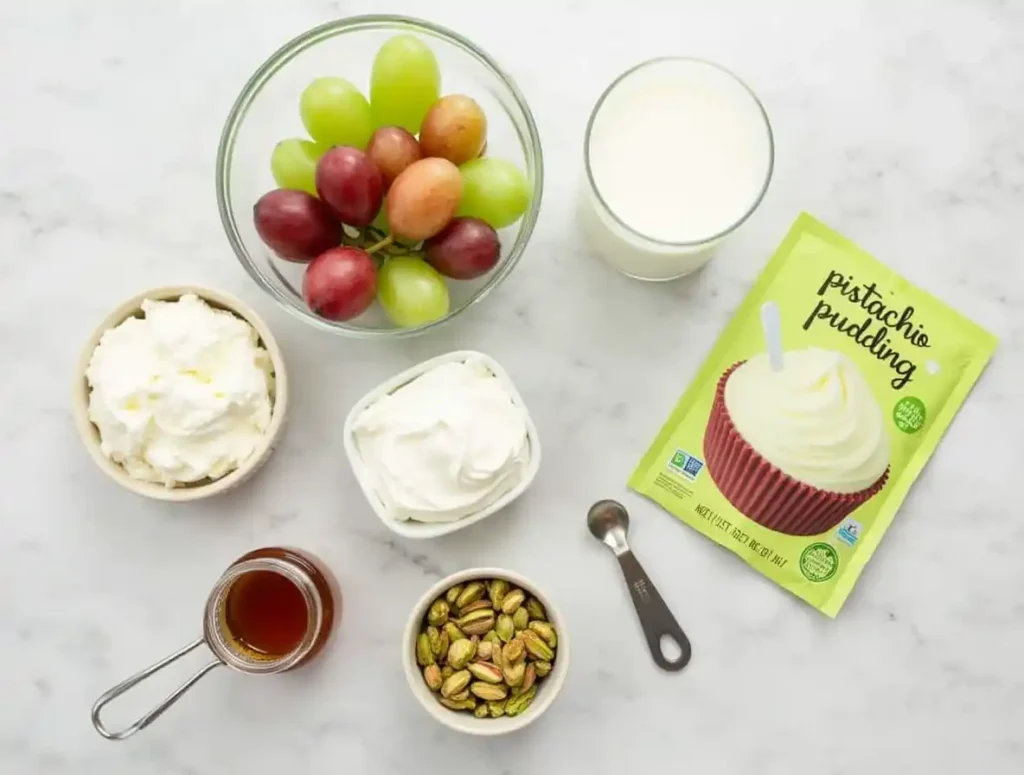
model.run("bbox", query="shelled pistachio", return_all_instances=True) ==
[512,606,529,632]
[525,597,546,620]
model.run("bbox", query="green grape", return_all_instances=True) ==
[270,138,326,196]
[370,35,441,134]
[300,77,373,149]
[371,208,390,234]
[378,256,450,327]
[457,158,530,229]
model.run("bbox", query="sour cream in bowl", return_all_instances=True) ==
[343,352,540,538]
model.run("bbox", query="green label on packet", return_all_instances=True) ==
[629,213,997,617]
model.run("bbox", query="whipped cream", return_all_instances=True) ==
[351,359,530,522]
[86,294,274,487]
[724,348,890,493]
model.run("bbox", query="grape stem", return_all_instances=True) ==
[366,235,394,254]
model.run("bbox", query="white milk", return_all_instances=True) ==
[579,58,773,280]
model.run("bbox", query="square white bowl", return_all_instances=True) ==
[342,351,541,539]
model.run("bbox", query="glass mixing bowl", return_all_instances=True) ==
[216,16,543,338]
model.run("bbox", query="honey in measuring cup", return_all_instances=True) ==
[92,546,341,741]
[215,547,339,668]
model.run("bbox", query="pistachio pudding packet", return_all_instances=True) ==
[629,213,996,616]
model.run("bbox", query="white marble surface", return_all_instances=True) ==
[2,0,1023,772]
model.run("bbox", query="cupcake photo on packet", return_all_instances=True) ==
[630,214,996,617]
[703,338,891,538]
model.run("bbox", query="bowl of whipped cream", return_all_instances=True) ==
[73,286,288,501]
[343,352,540,538]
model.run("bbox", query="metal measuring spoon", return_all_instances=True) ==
[588,499,692,671]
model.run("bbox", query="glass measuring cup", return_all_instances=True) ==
[91,547,339,740]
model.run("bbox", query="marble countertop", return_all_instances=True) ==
[3,0,1023,772]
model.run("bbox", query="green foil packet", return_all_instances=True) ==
[629,213,996,616]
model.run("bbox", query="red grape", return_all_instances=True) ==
[385,157,462,241]
[367,127,422,187]
[424,217,500,280]
[315,147,384,226]
[253,189,341,262]
[419,95,487,165]
[302,247,377,321]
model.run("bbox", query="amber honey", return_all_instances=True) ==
[225,570,308,655]
[219,547,338,667]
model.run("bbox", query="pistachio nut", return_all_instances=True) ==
[482,630,501,645]
[467,661,503,684]
[455,581,485,611]
[491,644,504,670]
[441,665,454,680]
[440,669,471,699]
[500,588,526,615]
[502,637,525,665]
[427,599,450,627]
[423,664,443,692]
[450,689,471,702]
[487,579,509,609]
[457,608,495,636]
[474,702,490,718]
[487,700,507,718]
[519,629,554,661]
[495,613,515,643]
[504,685,537,717]
[458,598,493,615]
[439,696,476,711]
[476,641,494,661]
[443,621,466,643]
[447,638,477,669]
[470,682,509,701]
[533,660,552,678]
[426,626,442,659]
[529,620,558,648]
[436,630,450,664]
[521,663,536,693]
[512,607,529,632]
[416,633,435,667]
[525,597,547,621]
[445,585,463,606]
[502,661,526,687]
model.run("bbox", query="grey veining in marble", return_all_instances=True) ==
[2,0,1023,773]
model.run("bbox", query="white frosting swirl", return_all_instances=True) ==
[351,359,530,523]
[724,348,889,493]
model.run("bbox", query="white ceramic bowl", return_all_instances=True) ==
[342,351,540,539]
[402,568,569,735]
[72,286,289,502]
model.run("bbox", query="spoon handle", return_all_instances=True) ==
[616,550,691,671]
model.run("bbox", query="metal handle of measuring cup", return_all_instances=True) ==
[91,637,224,741]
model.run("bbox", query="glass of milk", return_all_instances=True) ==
[579,58,774,281]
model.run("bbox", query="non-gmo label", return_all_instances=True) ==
[667,449,705,481]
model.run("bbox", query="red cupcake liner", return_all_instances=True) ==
[703,362,889,537]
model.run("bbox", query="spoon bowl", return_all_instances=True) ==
[586,499,692,671]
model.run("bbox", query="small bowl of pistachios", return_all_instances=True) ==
[402,568,569,735]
